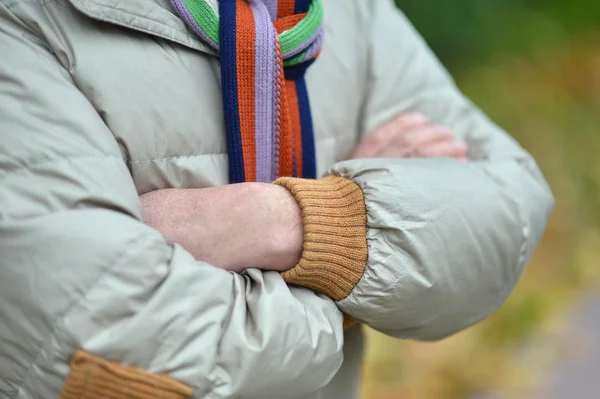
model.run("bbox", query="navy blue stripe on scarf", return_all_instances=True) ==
[219,0,245,183]
[285,61,317,179]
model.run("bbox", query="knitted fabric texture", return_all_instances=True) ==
[274,175,368,301]
[170,0,323,183]
[59,350,193,399]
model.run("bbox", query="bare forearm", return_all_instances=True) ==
[140,183,303,273]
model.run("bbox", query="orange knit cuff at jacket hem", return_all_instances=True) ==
[273,175,368,301]
[59,350,193,399]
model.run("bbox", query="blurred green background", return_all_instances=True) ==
[361,1,600,398]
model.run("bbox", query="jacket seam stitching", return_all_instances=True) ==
[75,1,190,36]
[67,0,213,54]
[6,0,60,10]
[10,231,149,399]
[129,153,227,165]
[0,154,123,178]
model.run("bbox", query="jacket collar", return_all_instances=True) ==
[68,0,217,55]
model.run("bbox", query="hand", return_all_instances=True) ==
[351,113,468,161]
[141,183,304,273]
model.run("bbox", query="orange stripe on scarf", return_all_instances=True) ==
[285,79,303,177]
[274,13,306,33]
[277,0,295,19]
[236,0,257,182]
[274,36,293,177]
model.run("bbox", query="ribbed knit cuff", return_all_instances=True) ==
[60,350,193,399]
[273,175,368,301]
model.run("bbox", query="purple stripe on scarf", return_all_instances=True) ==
[282,25,324,59]
[301,26,324,61]
[250,0,277,182]
[265,0,278,21]
[170,0,220,50]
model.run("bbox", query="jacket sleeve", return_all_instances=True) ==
[0,4,343,399]
[275,0,554,341]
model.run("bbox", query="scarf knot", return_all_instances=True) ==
[171,0,324,182]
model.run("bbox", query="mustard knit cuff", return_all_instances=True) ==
[273,175,368,301]
[60,350,192,399]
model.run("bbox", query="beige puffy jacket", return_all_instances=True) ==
[0,0,554,398]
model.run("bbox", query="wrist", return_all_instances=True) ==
[249,183,304,272]
[206,182,303,273]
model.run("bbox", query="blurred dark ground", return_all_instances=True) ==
[361,2,600,398]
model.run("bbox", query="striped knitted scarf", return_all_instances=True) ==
[170,0,324,183]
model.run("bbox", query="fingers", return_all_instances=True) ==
[351,113,429,159]
[381,124,464,159]
[375,113,429,147]
[351,112,470,161]
[382,113,429,134]
[397,125,454,152]
[413,136,468,159]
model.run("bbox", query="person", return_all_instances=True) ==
[0,0,554,398]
